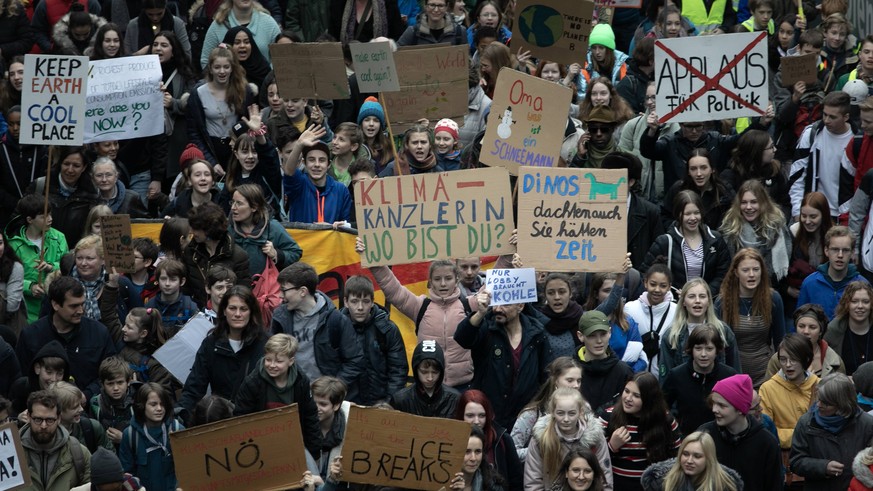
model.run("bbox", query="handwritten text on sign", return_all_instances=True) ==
[101,214,135,274]
[342,406,470,490]
[85,55,163,143]
[517,168,627,272]
[654,32,768,123]
[21,55,88,145]
[349,42,400,93]
[170,405,307,491]
[355,168,515,267]
[482,68,572,175]
[486,268,537,306]
[0,422,30,491]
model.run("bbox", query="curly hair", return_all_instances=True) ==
[720,179,786,249]
[835,281,873,325]
[578,77,634,125]
[187,201,228,241]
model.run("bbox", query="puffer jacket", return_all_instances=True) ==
[371,265,475,387]
[576,48,629,99]
[20,424,91,491]
[623,292,676,376]
[524,412,612,491]
[389,340,460,418]
[758,371,819,448]
[51,12,106,55]
[850,447,873,491]
[640,458,744,491]
[790,409,873,491]
[640,222,731,295]
[181,233,251,307]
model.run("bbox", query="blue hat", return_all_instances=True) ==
[358,96,386,126]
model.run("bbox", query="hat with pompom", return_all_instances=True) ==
[434,118,460,140]
[358,96,386,126]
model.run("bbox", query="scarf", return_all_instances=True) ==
[103,181,126,213]
[71,266,105,321]
[340,0,388,44]
[587,138,617,168]
[540,301,584,336]
[222,26,271,89]
[394,149,437,175]
[136,7,174,53]
[231,214,268,240]
[858,393,873,407]
[738,221,789,280]
[811,403,852,435]
[144,423,171,456]
[58,177,77,198]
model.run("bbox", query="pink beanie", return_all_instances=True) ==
[712,374,754,414]
[434,118,460,141]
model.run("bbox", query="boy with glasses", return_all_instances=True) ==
[797,226,868,319]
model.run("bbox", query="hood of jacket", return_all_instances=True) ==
[531,410,604,449]
[771,370,819,394]
[411,338,446,389]
[576,347,620,375]
[257,355,300,391]
[28,340,71,385]
[52,12,107,55]
[816,262,861,289]
[638,291,675,310]
[272,290,337,331]
[853,447,873,487]
[20,422,72,454]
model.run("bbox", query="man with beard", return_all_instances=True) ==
[571,106,619,169]
[454,289,549,430]
[20,390,91,490]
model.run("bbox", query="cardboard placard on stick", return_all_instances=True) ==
[100,214,135,273]
[21,54,89,145]
[350,42,400,93]
[512,0,594,66]
[779,53,818,87]
[381,45,468,131]
[170,405,307,491]
[654,32,768,123]
[481,68,572,175]
[85,55,164,143]
[517,167,627,272]
[269,43,350,100]
[342,406,470,490]
[355,168,515,267]
[485,268,537,305]
[0,422,30,491]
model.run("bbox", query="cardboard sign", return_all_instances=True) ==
[481,68,572,174]
[85,55,163,143]
[355,168,515,267]
[270,43,350,100]
[517,167,627,272]
[349,42,400,93]
[20,54,88,145]
[512,0,594,66]
[600,0,642,8]
[100,214,135,273]
[0,423,30,491]
[153,313,212,384]
[170,405,308,491]
[779,53,819,87]
[485,268,537,305]
[342,406,470,490]
[654,32,768,123]
[381,45,468,131]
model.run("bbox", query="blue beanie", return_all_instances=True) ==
[358,96,386,126]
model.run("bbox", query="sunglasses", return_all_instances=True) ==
[588,125,613,134]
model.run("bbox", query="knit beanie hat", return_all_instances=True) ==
[855,362,873,397]
[434,118,460,140]
[589,23,616,50]
[90,447,124,485]
[180,143,206,169]
[712,374,754,414]
[358,96,386,126]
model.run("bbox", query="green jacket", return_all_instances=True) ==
[7,226,69,324]
[283,0,329,42]
[20,425,91,491]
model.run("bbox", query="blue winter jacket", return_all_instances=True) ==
[797,263,869,321]
[282,170,351,223]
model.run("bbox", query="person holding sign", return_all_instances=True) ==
[458,426,509,491]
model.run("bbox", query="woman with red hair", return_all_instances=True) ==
[454,390,522,491]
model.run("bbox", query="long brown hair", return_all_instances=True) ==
[579,76,634,125]
[719,248,773,328]
[605,372,673,463]
[205,46,247,117]
[835,281,873,325]
[793,192,833,262]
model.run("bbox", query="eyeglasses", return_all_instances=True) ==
[683,124,704,131]
[281,286,303,295]
[777,356,797,366]
[587,125,613,134]
[426,3,446,9]
[765,144,776,151]
[828,247,852,256]
[31,417,58,426]
[645,95,657,101]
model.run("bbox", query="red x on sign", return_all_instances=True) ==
[655,31,768,123]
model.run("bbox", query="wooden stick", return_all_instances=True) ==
[379,92,402,175]
[37,145,54,286]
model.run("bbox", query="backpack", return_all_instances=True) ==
[793,90,825,138]
[130,355,152,383]
[328,309,390,356]
[415,296,472,335]
[68,436,87,486]
[78,417,98,452]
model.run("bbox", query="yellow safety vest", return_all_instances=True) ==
[849,69,858,81]
[682,0,727,33]
[741,17,774,34]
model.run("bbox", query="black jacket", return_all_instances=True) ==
[0,337,20,400]
[627,193,664,269]
[16,316,116,401]
[699,417,783,491]
[493,425,523,491]
[117,134,168,180]
[390,340,460,418]
[179,331,268,412]
[639,128,745,192]
[233,360,322,457]
[340,304,408,406]
[615,59,652,114]
[28,172,99,247]
[454,310,549,430]
[576,348,633,412]
[182,234,251,308]
[9,340,70,414]
[662,179,734,232]
[161,187,220,218]
[0,9,35,64]
[661,361,737,436]
[216,140,283,219]
[0,140,46,229]
[271,291,365,400]
[641,222,731,295]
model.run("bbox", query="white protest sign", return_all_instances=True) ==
[0,422,30,490]
[485,268,537,306]
[153,313,212,384]
[85,55,163,143]
[349,42,400,93]
[654,31,768,123]
[21,54,88,145]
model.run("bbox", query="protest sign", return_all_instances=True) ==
[85,55,163,143]
[349,42,400,93]
[342,406,469,490]
[153,313,212,384]
[270,43,350,100]
[481,68,572,174]
[654,31,768,123]
[512,0,594,66]
[171,405,307,491]
[779,53,818,87]
[0,422,30,491]
[381,45,468,131]
[100,214,135,273]
[485,268,537,306]
[21,54,88,145]
[355,168,515,267]
[517,167,627,272]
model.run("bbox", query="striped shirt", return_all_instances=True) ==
[599,407,683,479]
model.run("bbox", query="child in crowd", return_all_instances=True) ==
[390,340,460,418]
[9,340,69,418]
[203,265,237,323]
[434,118,462,170]
[120,383,184,491]
[282,125,352,224]
[52,381,113,453]
[347,158,377,229]
[329,122,365,185]
[89,357,136,446]
[311,376,351,479]
[129,238,159,303]
[357,97,394,175]
[145,259,198,336]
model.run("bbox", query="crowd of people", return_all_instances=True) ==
[0,0,873,489]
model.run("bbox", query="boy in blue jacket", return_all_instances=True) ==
[282,125,352,225]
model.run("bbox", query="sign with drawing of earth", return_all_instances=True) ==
[511,0,594,66]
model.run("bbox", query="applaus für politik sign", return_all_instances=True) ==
[654,31,768,124]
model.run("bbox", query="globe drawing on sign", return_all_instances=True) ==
[518,5,564,47]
